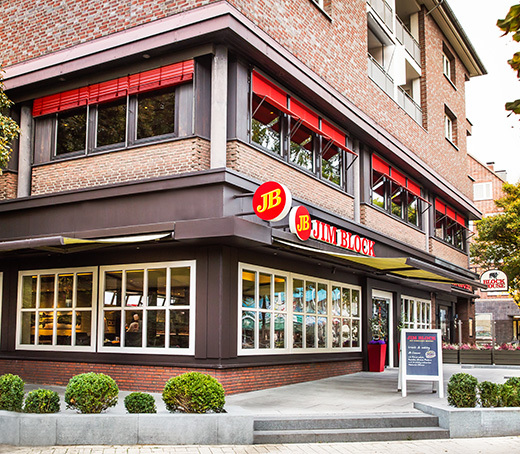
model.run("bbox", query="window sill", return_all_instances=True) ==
[309,0,332,21]
[445,137,459,151]
[444,74,457,91]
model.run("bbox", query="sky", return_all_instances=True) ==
[448,0,520,183]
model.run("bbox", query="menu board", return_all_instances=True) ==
[399,329,443,398]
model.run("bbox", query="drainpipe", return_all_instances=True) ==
[210,45,228,169]
[17,104,32,198]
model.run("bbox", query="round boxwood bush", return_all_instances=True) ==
[478,381,501,408]
[65,372,118,414]
[162,372,225,413]
[501,377,520,407]
[447,372,478,408]
[0,373,24,412]
[23,389,60,413]
[124,392,156,414]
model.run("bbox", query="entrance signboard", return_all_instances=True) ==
[399,329,443,398]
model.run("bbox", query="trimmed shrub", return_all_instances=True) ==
[478,381,501,408]
[124,392,156,414]
[447,373,478,408]
[501,377,520,407]
[65,373,118,414]
[0,374,24,412]
[162,372,225,413]
[23,389,60,414]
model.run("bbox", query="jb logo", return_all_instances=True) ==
[256,189,282,213]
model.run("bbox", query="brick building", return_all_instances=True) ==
[0,0,485,393]
[468,155,520,345]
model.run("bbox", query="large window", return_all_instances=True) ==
[100,261,195,354]
[16,261,195,354]
[371,155,422,228]
[32,60,193,160]
[434,199,467,251]
[17,268,97,351]
[250,71,354,192]
[239,264,361,354]
[401,297,431,330]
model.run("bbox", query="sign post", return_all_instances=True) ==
[399,329,443,398]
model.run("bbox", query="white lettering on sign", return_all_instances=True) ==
[311,220,376,257]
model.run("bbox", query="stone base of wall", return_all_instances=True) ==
[0,358,363,395]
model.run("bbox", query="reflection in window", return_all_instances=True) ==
[19,269,95,349]
[251,94,281,154]
[97,99,126,147]
[391,184,403,219]
[137,88,175,140]
[56,107,87,155]
[290,122,314,171]
[102,263,193,351]
[407,194,418,226]
[371,170,387,209]
[322,146,341,186]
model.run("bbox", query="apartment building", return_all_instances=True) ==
[468,156,520,344]
[0,0,485,393]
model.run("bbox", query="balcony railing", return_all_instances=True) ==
[367,0,393,32]
[397,86,423,125]
[396,17,421,66]
[368,54,394,98]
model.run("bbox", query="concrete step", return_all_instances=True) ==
[254,413,440,431]
[253,426,450,444]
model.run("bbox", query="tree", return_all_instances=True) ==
[470,182,520,306]
[497,4,520,115]
[0,70,19,170]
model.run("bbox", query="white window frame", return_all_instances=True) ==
[444,114,453,142]
[401,296,431,330]
[16,267,98,352]
[238,263,362,355]
[98,261,196,355]
[311,0,324,9]
[473,181,493,201]
[443,53,452,81]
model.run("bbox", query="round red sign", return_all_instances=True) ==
[289,205,312,241]
[253,181,292,222]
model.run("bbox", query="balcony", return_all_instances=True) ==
[368,54,394,98]
[397,86,422,125]
[367,0,393,32]
[396,17,421,66]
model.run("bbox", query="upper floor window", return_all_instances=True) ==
[371,154,422,227]
[443,45,455,84]
[444,107,457,146]
[311,0,324,8]
[434,199,467,251]
[473,182,493,201]
[250,71,356,192]
[32,60,193,160]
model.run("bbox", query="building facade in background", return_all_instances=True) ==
[0,0,485,393]
[468,155,520,345]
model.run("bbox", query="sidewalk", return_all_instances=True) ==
[1,437,520,453]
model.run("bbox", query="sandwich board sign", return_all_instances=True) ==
[398,329,443,398]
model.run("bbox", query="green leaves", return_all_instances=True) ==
[497,5,520,115]
[65,372,119,414]
[23,389,61,413]
[471,181,520,307]
[0,71,19,170]
[0,373,24,412]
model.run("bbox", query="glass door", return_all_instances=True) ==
[372,290,393,367]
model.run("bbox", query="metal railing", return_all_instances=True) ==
[396,16,421,66]
[397,86,422,125]
[367,0,393,32]
[368,54,394,98]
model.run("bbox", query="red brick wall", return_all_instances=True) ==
[2,1,474,200]
[0,171,17,200]
[0,358,362,394]
[360,204,426,251]
[228,141,354,220]
[31,138,210,196]
[429,237,468,269]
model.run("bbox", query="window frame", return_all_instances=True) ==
[444,114,453,143]
[401,296,432,330]
[16,267,98,352]
[434,208,467,251]
[238,263,362,355]
[98,261,196,355]
[473,182,493,201]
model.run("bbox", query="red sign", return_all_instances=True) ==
[253,181,292,222]
[289,206,312,241]
[311,219,376,257]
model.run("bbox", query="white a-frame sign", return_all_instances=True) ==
[398,329,444,398]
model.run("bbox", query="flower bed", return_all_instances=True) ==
[442,343,520,365]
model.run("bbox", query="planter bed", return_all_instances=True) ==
[494,350,520,366]
[459,350,492,365]
[442,350,459,364]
